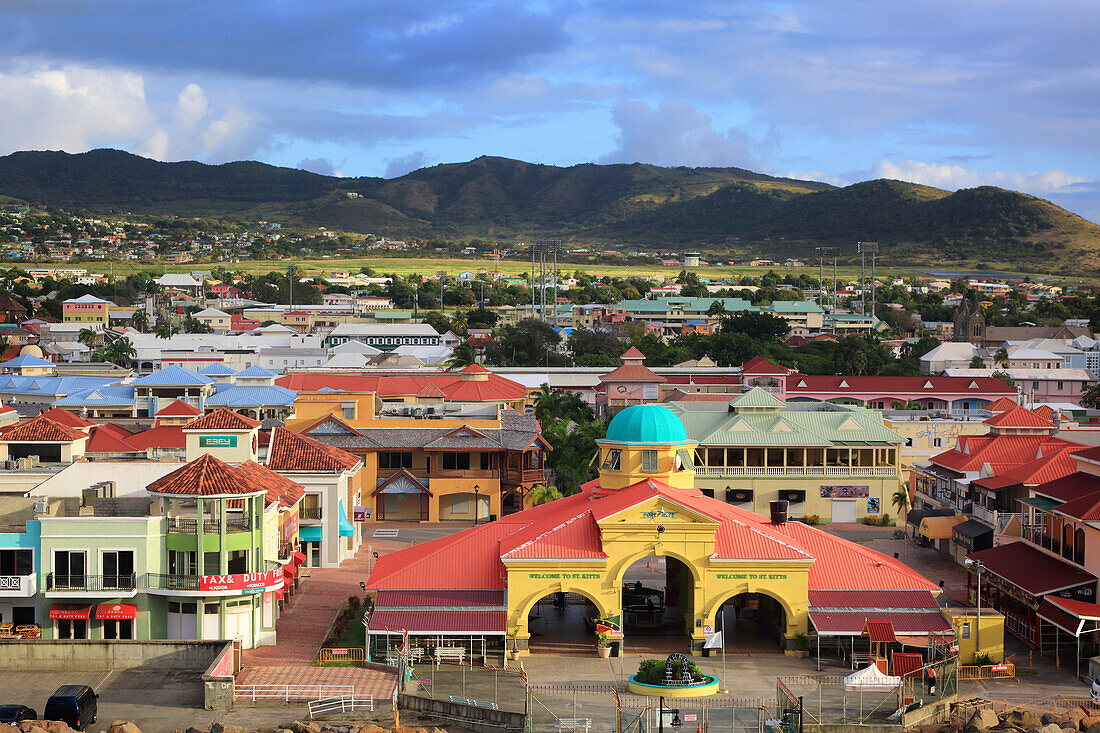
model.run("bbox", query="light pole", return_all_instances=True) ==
[473,484,480,525]
[967,559,986,654]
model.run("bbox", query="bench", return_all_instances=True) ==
[556,718,591,732]
[448,696,498,710]
[434,647,465,664]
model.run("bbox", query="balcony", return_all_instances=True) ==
[0,574,36,597]
[167,516,252,533]
[143,573,199,591]
[697,466,896,478]
[502,468,546,485]
[300,507,322,521]
[428,468,496,480]
[46,573,137,596]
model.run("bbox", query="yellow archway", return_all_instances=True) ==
[514,585,611,625]
[610,546,702,589]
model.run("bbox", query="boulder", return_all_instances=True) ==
[967,709,1001,732]
[1031,724,1066,733]
[1044,717,1069,728]
[36,721,78,733]
[185,728,206,733]
[210,725,248,733]
[1084,719,1100,733]
[107,722,142,733]
[288,722,322,733]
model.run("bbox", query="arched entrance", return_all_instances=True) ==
[620,555,693,654]
[525,590,602,656]
[714,592,787,654]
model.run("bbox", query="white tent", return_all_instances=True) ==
[844,664,901,691]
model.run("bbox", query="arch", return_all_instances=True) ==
[611,547,702,588]
[702,586,798,629]
[515,585,610,623]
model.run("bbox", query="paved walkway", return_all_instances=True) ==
[236,665,398,699]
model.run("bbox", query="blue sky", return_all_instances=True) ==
[1,1,1098,222]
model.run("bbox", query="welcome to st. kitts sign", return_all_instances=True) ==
[199,568,282,594]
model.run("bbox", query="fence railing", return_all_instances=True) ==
[953,695,1094,720]
[300,507,322,520]
[318,647,365,664]
[46,573,136,592]
[307,694,374,719]
[234,684,355,702]
[958,662,1015,681]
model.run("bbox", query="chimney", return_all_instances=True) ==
[769,499,788,524]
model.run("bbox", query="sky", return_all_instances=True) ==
[0,1,1098,222]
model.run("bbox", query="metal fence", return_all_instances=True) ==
[234,684,355,702]
[780,675,901,727]
[307,694,374,718]
[318,647,365,664]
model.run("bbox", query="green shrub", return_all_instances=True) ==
[634,658,706,685]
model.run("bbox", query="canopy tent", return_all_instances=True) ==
[844,664,902,690]
[918,515,965,540]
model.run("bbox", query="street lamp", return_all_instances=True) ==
[473,485,480,525]
[965,558,986,653]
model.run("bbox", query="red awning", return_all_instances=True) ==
[49,603,92,620]
[282,563,296,578]
[292,551,306,565]
[275,588,284,600]
[809,611,953,637]
[864,620,898,643]
[95,603,137,620]
[369,609,506,634]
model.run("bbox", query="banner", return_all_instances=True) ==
[595,615,623,638]
[704,630,723,649]
[819,485,869,498]
[200,568,282,593]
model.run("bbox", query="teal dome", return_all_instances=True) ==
[604,405,688,445]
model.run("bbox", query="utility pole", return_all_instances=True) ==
[532,239,561,323]
[287,264,295,313]
[858,242,879,319]
[814,247,836,312]
[437,270,446,316]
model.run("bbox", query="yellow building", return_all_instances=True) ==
[942,608,1005,664]
[366,404,947,662]
[884,414,989,471]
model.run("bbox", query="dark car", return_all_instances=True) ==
[43,686,97,731]
[0,705,37,724]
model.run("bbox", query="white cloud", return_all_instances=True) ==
[873,160,1088,195]
[0,64,261,162]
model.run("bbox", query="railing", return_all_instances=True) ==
[234,684,355,702]
[277,542,293,561]
[308,695,374,719]
[697,465,895,477]
[46,573,136,592]
[300,507,322,520]
[0,575,36,595]
[958,662,1015,681]
[503,468,545,484]
[318,647,365,664]
[167,516,252,533]
[143,573,200,591]
[428,468,496,479]
[225,516,252,532]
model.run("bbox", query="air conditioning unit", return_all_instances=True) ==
[32,499,48,515]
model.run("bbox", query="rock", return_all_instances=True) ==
[1011,712,1044,729]
[37,721,78,733]
[1084,719,1100,733]
[1044,717,1069,728]
[967,709,1001,732]
[1031,724,1065,733]
[1065,727,1080,733]
[185,728,206,733]
[107,722,142,733]
[919,726,940,733]
[288,723,321,733]
[210,725,247,733]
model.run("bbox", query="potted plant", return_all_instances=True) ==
[508,626,521,661]
[794,632,809,659]
[597,631,612,659]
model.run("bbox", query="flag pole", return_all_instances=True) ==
[720,605,727,693]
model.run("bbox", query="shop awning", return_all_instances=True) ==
[338,500,355,538]
[49,603,92,620]
[953,520,994,540]
[282,563,296,578]
[1037,596,1100,637]
[1019,496,1061,512]
[299,525,322,542]
[95,603,137,620]
[809,611,952,638]
[275,588,284,600]
[864,620,897,643]
[906,508,954,528]
[967,542,1097,596]
[292,551,306,565]
[368,609,506,635]
[919,514,965,539]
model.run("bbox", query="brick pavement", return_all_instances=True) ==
[235,665,398,699]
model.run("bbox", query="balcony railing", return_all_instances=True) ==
[167,516,252,533]
[502,468,545,484]
[0,575,36,596]
[143,573,199,591]
[697,466,896,477]
[300,507,322,520]
[46,573,136,592]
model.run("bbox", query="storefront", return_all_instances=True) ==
[367,405,946,658]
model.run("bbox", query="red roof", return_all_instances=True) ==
[1034,405,1055,421]
[146,454,261,496]
[368,609,506,633]
[233,460,305,508]
[125,425,185,450]
[931,435,1081,474]
[0,415,86,442]
[967,541,1096,595]
[36,407,97,429]
[156,399,202,417]
[864,620,897,642]
[375,590,504,608]
[741,356,790,375]
[985,397,1018,413]
[809,611,951,636]
[416,383,447,398]
[784,374,1016,397]
[600,363,665,384]
[185,408,261,431]
[266,427,361,472]
[983,405,1057,430]
[276,370,527,402]
[808,590,940,609]
[970,444,1087,490]
[86,425,141,454]
[1032,471,1100,503]
[620,347,646,360]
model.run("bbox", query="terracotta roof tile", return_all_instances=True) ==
[266,427,361,472]
[36,407,97,429]
[86,425,141,454]
[233,460,305,508]
[275,371,527,402]
[985,397,1019,413]
[184,408,261,431]
[983,405,1057,429]
[0,415,86,442]
[146,454,260,496]
[155,399,202,417]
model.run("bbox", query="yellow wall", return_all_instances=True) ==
[944,609,1004,664]
[504,493,812,656]
[597,440,697,492]
[886,418,989,470]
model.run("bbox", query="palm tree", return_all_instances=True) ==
[154,323,174,339]
[105,336,136,367]
[994,347,1009,366]
[1081,383,1100,409]
[131,311,148,333]
[78,327,99,348]
[891,485,911,520]
[526,485,563,508]
[444,342,477,370]
[0,335,10,359]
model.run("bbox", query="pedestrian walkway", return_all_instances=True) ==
[236,665,398,699]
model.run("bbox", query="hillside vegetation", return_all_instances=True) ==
[0,149,1097,269]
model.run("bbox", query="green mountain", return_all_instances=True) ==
[0,149,1096,268]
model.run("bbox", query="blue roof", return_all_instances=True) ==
[207,384,296,407]
[604,405,688,445]
[234,364,277,378]
[132,364,214,387]
[0,354,54,368]
[0,375,117,398]
[54,384,136,407]
[199,363,236,376]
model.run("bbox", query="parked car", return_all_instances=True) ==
[1091,675,1100,703]
[0,705,37,724]
[43,686,97,731]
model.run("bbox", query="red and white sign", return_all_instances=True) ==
[330,648,348,656]
[353,505,369,521]
[200,568,282,593]
[991,664,1009,672]
[282,511,299,545]
[95,603,137,620]
[684,715,698,722]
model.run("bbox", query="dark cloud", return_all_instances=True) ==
[384,151,433,178]
[297,157,338,176]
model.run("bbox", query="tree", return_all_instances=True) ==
[994,347,1009,366]
[184,316,213,334]
[891,486,911,519]
[968,355,986,368]
[718,311,790,343]
[0,335,10,358]
[154,323,174,339]
[423,311,454,336]
[445,342,477,370]
[131,311,148,333]
[567,328,625,367]
[78,327,99,347]
[706,300,727,317]
[1081,384,1100,409]
[484,319,564,367]
[991,370,1014,388]
[93,336,136,366]
[526,485,563,507]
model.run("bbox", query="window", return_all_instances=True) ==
[102,619,133,640]
[641,450,658,472]
[480,452,492,471]
[53,550,86,589]
[379,452,413,469]
[960,622,970,639]
[932,438,942,448]
[442,452,471,470]
[56,618,88,640]
[601,449,622,471]
[676,449,694,471]
[341,402,356,420]
[1057,382,1064,391]
[169,550,196,576]
[0,549,32,576]
[101,550,135,589]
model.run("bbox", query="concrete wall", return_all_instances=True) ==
[398,693,526,733]
[0,639,229,670]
